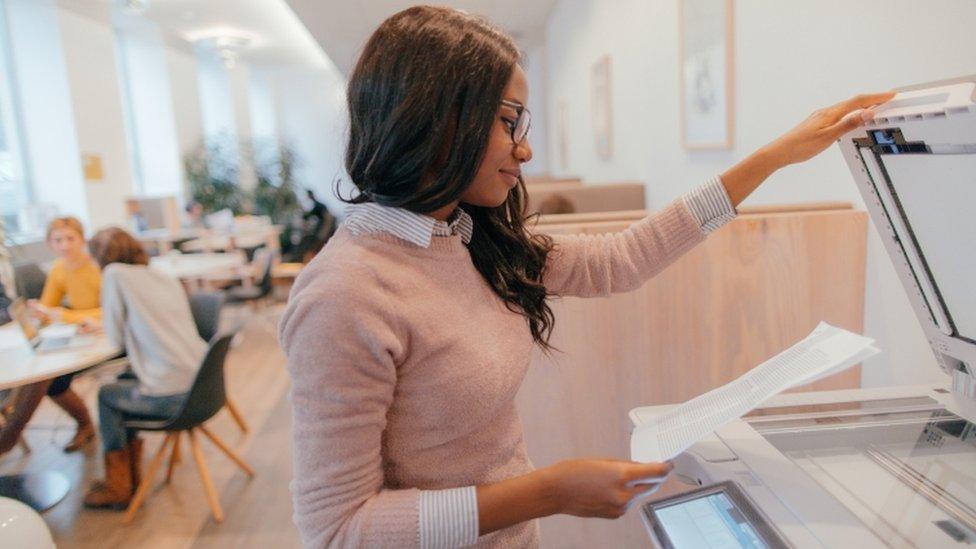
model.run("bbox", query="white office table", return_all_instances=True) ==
[179,226,282,253]
[0,323,121,511]
[149,252,246,291]
[0,324,120,390]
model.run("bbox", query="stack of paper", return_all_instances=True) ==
[631,322,879,463]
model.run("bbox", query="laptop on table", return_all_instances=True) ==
[7,299,92,353]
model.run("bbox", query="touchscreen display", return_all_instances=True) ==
[655,492,769,548]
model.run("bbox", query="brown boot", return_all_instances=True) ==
[83,447,133,510]
[51,389,95,452]
[128,437,143,489]
[64,422,95,452]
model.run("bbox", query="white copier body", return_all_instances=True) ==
[630,75,976,548]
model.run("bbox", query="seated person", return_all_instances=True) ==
[124,199,148,233]
[27,217,101,452]
[0,278,40,455]
[183,200,208,230]
[82,228,207,509]
[0,381,50,454]
[297,190,337,262]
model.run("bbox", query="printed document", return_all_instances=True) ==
[631,322,879,462]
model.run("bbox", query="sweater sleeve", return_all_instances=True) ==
[38,262,66,309]
[279,285,421,548]
[59,306,102,324]
[542,177,736,298]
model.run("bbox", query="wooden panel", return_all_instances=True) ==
[524,175,582,185]
[738,201,852,214]
[526,182,646,215]
[534,209,647,226]
[517,207,867,548]
[532,202,854,227]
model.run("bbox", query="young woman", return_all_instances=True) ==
[28,216,102,452]
[278,6,893,547]
[81,228,206,509]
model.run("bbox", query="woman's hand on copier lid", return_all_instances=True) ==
[720,91,895,206]
[767,91,897,166]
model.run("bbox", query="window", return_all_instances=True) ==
[114,24,182,199]
[0,0,31,240]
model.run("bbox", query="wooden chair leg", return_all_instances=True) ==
[198,425,255,476]
[188,429,224,523]
[223,399,248,434]
[124,434,175,524]
[165,432,181,483]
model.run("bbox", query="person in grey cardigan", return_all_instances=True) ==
[82,228,206,509]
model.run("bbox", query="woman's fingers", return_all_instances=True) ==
[824,107,876,140]
[624,460,673,483]
[829,91,896,118]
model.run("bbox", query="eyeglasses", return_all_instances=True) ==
[500,99,531,145]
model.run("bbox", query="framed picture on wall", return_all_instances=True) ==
[557,99,570,171]
[679,0,734,150]
[592,55,613,160]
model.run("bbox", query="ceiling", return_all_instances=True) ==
[58,0,334,70]
[284,0,560,76]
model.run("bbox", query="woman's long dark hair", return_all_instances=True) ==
[342,6,556,350]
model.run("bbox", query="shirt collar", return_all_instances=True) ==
[344,202,474,248]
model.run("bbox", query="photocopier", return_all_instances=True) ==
[630,75,976,548]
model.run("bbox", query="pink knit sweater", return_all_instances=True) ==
[279,200,707,548]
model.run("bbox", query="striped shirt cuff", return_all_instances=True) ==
[682,175,737,234]
[419,487,479,548]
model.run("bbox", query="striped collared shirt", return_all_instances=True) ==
[344,202,474,247]
[684,175,737,234]
[342,176,734,248]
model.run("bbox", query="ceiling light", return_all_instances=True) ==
[119,0,149,15]
[194,34,254,69]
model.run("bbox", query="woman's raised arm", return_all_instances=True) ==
[542,91,895,298]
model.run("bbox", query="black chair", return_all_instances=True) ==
[121,335,254,524]
[187,292,247,434]
[223,249,274,308]
[187,292,225,343]
[13,263,46,300]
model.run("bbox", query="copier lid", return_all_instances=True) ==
[839,75,976,395]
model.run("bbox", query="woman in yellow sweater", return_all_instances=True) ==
[26,217,100,451]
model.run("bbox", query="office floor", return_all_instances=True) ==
[0,305,302,549]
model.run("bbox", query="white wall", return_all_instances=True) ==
[228,63,258,189]
[116,21,183,199]
[196,53,239,161]
[57,7,133,231]
[543,0,976,387]
[269,66,352,217]
[521,40,550,177]
[4,0,88,226]
[248,70,277,144]
[165,41,204,170]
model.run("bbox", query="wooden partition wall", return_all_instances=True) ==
[517,203,867,548]
[524,175,582,185]
[525,182,646,215]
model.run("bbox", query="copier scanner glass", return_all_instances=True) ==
[747,399,976,547]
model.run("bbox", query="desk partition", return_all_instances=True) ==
[517,203,867,548]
